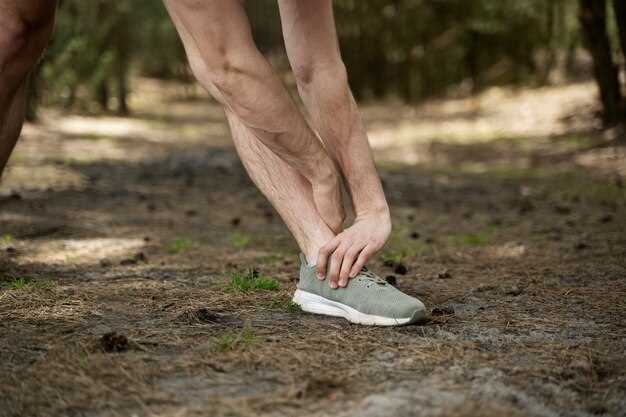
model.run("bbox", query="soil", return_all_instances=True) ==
[1,79,625,417]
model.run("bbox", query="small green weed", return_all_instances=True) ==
[228,269,279,292]
[1,234,13,245]
[381,251,405,265]
[214,325,256,352]
[4,277,57,290]
[269,297,301,313]
[230,231,251,249]
[167,238,193,254]
[9,277,28,289]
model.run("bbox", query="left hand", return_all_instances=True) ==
[315,208,391,288]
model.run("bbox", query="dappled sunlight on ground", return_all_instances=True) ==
[1,79,624,417]
[19,238,146,265]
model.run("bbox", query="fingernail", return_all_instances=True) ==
[317,273,324,280]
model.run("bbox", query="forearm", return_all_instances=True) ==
[296,64,389,217]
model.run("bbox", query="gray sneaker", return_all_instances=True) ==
[292,254,427,326]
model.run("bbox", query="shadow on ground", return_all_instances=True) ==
[1,81,625,417]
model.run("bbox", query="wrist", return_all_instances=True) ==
[356,202,390,221]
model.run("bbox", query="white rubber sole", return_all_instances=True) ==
[292,289,425,326]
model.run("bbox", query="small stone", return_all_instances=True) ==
[518,199,534,214]
[505,285,522,296]
[437,270,452,279]
[134,252,148,263]
[99,259,113,267]
[384,275,397,285]
[574,242,589,250]
[431,306,455,316]
[99,332,129,352]
[393,263,408,275]
[553,205,571,215]
[474,284,497,293]
[599,214,613,223]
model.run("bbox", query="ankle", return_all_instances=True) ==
[301,229,335,266]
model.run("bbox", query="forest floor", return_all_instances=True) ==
[1,80,625,417]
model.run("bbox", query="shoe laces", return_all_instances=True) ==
[358,267,387,287]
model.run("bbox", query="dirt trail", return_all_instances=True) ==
[1,80,625,417]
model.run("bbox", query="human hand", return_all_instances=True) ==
[316,207,391,288]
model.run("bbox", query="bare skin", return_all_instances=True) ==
[166,0,392,286]
[162,0,344,237]
[277,1,391,287]
[1,0,391,289]
[0,0,56,172]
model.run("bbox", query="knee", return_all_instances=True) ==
[292,59,348,88]
[187,45,265,98]
[0,9,55,81]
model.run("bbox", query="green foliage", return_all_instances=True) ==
[230,231,252,249]
[1,234,13,245]
[228,269,280,292]
[33,0,585,113]
[8,277,28,290]
[4,277,56,290]
[269,297,302,313]
[167,238,193,254]
[213,325,257,352]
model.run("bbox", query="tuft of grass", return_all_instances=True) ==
[9,277,28,289]
[167,238,193,254]
[4,277,57,290]
[213,325,256,352]
[269,297,302,313]
[227,269,279,292]
[1,234,13,245]
[381,251,405,265]
[230,231,251,249]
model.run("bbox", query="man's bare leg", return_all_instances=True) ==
[162,0,344,234]
[278,0,391,287]
[0,0,56,175]
[226,110,334,262]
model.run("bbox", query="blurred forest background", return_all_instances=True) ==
[29,0,626,131]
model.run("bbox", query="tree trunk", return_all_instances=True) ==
[614,0,626,64]
[578,0,623,126]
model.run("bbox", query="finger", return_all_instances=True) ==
[349,245,375,278]
[338,245,364,287]
[316,238,340,280]
[328,245,346,289]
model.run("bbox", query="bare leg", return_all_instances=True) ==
[278,0,391,287]
[226,110,334,262]
[163,0,344,233]
[0,0,56,175]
